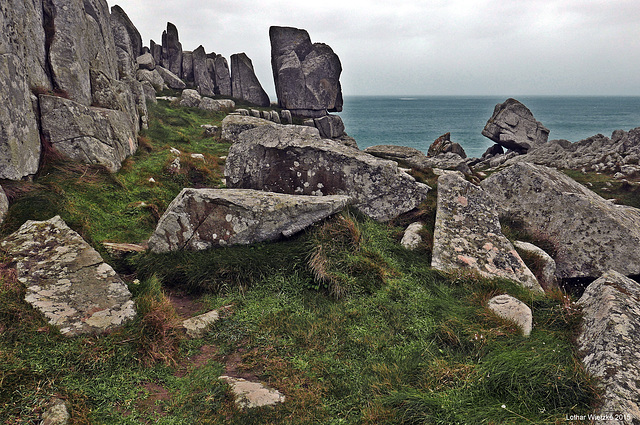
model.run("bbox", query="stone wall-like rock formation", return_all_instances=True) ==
[270,26,342,117]
[148,188,349,253]
[231,52,270,107]
[577,270,640,423]
[432,173,542,292]
[0,216,136,336]
[224,123,430,222]
[482,98,549,153]
[481,162,640,280]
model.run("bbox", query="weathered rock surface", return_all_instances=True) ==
[364,145,471,175]
[225,125,430,221]
[1,216,136,336]
[148,188,349,253]
[481,162,640,280]
[39,94,138,172]
[313,114,345,139]
[110,5,142,79]
[231,53,270,107]
[220,114,318,144]
[432,173,542,291]
[270,26,342,117]
[179,89,202,108]
[182,309,221,338]
[513,241,558,289]
[137,68,164,92]
[401,222,424,250]
[193,46,215,97]
[161,22,182,77]
[181,50,194,82]
[0,185,8,225]
[156,65,186,90]
[507,127,640,174]
[136,52,155,70]
[178,89,234,112]
[41,398,70,425]
[211,54,232,96]
[482,98,549,153]
[219,376,285,409]
[577,270,640,423]
[488,294,533,336]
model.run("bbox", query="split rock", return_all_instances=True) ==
[577,270,640,423]
[148,188,349,253]
[487,294,533,336]
[481,162,640,280]
[431,173,541,292]
[0,216,135,336]
[482,98,549,153]
[225,125,430,221]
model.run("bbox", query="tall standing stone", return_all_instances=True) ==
[231,53,270,107]
[270,26,343,118]
[150,39,162,66]
[161,22,182,78]
[211,54,231,96]
[193,45,215,97]
[110,5,143,80]
[182,51,194,82]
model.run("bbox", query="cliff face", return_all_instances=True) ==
[0,0,146,180]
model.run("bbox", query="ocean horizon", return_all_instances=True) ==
[338,95,640,158]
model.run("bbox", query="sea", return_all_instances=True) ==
[338,96,640,158]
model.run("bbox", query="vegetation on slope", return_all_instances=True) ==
[0,99,605,424]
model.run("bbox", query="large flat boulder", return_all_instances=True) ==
[148,188,349,253]
[432,173,542,291]
[231,53,270,107]
[364,145,471,175]
[270,26,342,117]
[39,94,137,172]
[480,162,640,280]
[224,125,430,221]
[220,114,318,144]
[482,98,549,153]
[577,270,640,423]
[1,216,136,336]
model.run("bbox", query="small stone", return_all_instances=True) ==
[41,398,69,425]
[488,294,533,336]
[182,309,223,338]
[401,222,423,250]
[219,376,285,408]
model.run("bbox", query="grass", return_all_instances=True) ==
[0,97,603,424]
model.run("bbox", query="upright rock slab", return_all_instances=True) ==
[193,46,215,97]
[39,94,137,172]
[577,270,640,423]
[110,5,143,79]
[231,53,270,107]
[1,216,136,336]
[161,22,182,77]
[211,54,232,96]
[225,125,430,221]
[482,98,549,153]
[270,26,342,117]
[481,162,640,280]
[148,188,349,253]
[432,173,542,291]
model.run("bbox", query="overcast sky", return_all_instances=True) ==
[107,0,640,98]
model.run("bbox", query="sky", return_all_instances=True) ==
[107,0,640,98]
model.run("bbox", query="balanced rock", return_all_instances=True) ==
[156,65,186,90]
[230,53,270,107]
[481,162,640,280]
[39,94,138,172]
[148,188,349,253]
[225,125,430,221]
[0,216,136,336]
[270,26,342,117]
[488,294,533,336]
[161,22,182,77]
[364,145,471,175]
[577,270,640,423]
[482,98,549,153]
[432,173,542,292]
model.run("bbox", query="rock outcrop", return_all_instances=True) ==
[193,45,216,97]
[148,188,349,253]
[432,173,542,292]
[110,5,143,80]
[211,54,232,96]
[481,162,640,280]
[269,26,342,118]
[231,53,270,107]
[507,127,640,174]
[364,145,471,175]
[488,294,533,336]
[225,125,430,221]
[482,98,549,153]
[161,22,182,77]
[577,270,640,423]
[39,94,137,172]
[0,216,136,336]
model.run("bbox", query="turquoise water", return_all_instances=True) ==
[338,96,640,158]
